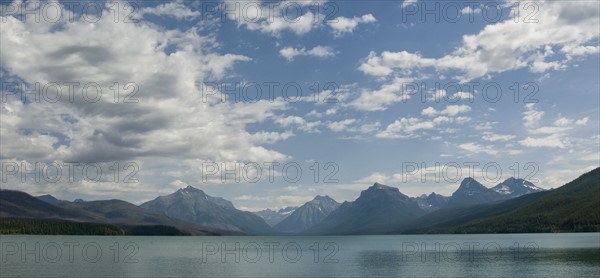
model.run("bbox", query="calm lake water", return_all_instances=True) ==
[1,233,599,277]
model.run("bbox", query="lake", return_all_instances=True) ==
[1,233,599,277]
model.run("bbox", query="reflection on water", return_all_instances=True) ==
[1,233,598,277]
[355,247,600,277]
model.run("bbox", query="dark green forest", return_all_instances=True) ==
[0,218,194,235]
[0,218,124,235]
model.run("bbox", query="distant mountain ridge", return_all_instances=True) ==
[414,177,545,211]
[35,194,62,205]
[446,177,505,207]
[274,195,340,233]
[414,192,449,211]
[140,186,273,235]
[401,168,600,233]
[3,170,591,236]
[254,206,297,226]
[308,183,425,234]
[0,190,229,235]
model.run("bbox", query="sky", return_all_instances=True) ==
[0,0,598,211]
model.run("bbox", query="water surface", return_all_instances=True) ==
[1,233,599,277]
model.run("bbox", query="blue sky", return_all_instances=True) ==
[0,0,598,211]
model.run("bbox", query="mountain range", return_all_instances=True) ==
[274,195,340,233]
[140,186,273,235]
[401,167,600,233]
[413,177,545,210]
[307,183,425,234]
[491,177,545,197]
[1,169,597,235]
[253,206,297,226]
[0,190,232,235]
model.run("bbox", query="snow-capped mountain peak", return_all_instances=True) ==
[491,178,545,198]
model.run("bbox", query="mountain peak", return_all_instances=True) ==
[451,177,497,198]
[178,185,205,195]
[369,182,395,190]
[447,177,504,207]
[458,177,485,190]
[141,187,272,234]
[359,183,411,202]
[312,195,334,202]
[462,176,477,183]
[279,206,297,213]
[492,177,545,197]
[308,183,425,234]
[259,208,275,213]
[273,195,340,233]
[35,194,61,205]
[308,195,339,208]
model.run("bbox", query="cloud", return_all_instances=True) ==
[482,132,516,142]
[461,5,482,15]
[453,91,474,101]
[455,116,472,124]
[518,105,590,149]
[273,115,321,133]
[376,117,437,139]
[327,119,357,132]
[140,2,200,19]
[522,103,545,128]
[358,51,434,77]
[279,45,337,61]
[348,77,414,111]
[251,131,294,144]
[401,0,418,8]
[0,2,296,199]
[535,166,599,190]
[561,44,600,58]
[328,14,376,37]
[529,126,572,135]
[358,2,599,81]
[458,142,499,156]
[576,117,590,125]
[554,116,589,127]
[375,104,472,139]
[223,1,321,36]
[353,122,381,133]
[274,116,306,127]
[234,194,314,208]
[473,122,496,130]
[421,105,471,117]
[355,172,396,185]
[519,135,571,149]
[223,2,378,39]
